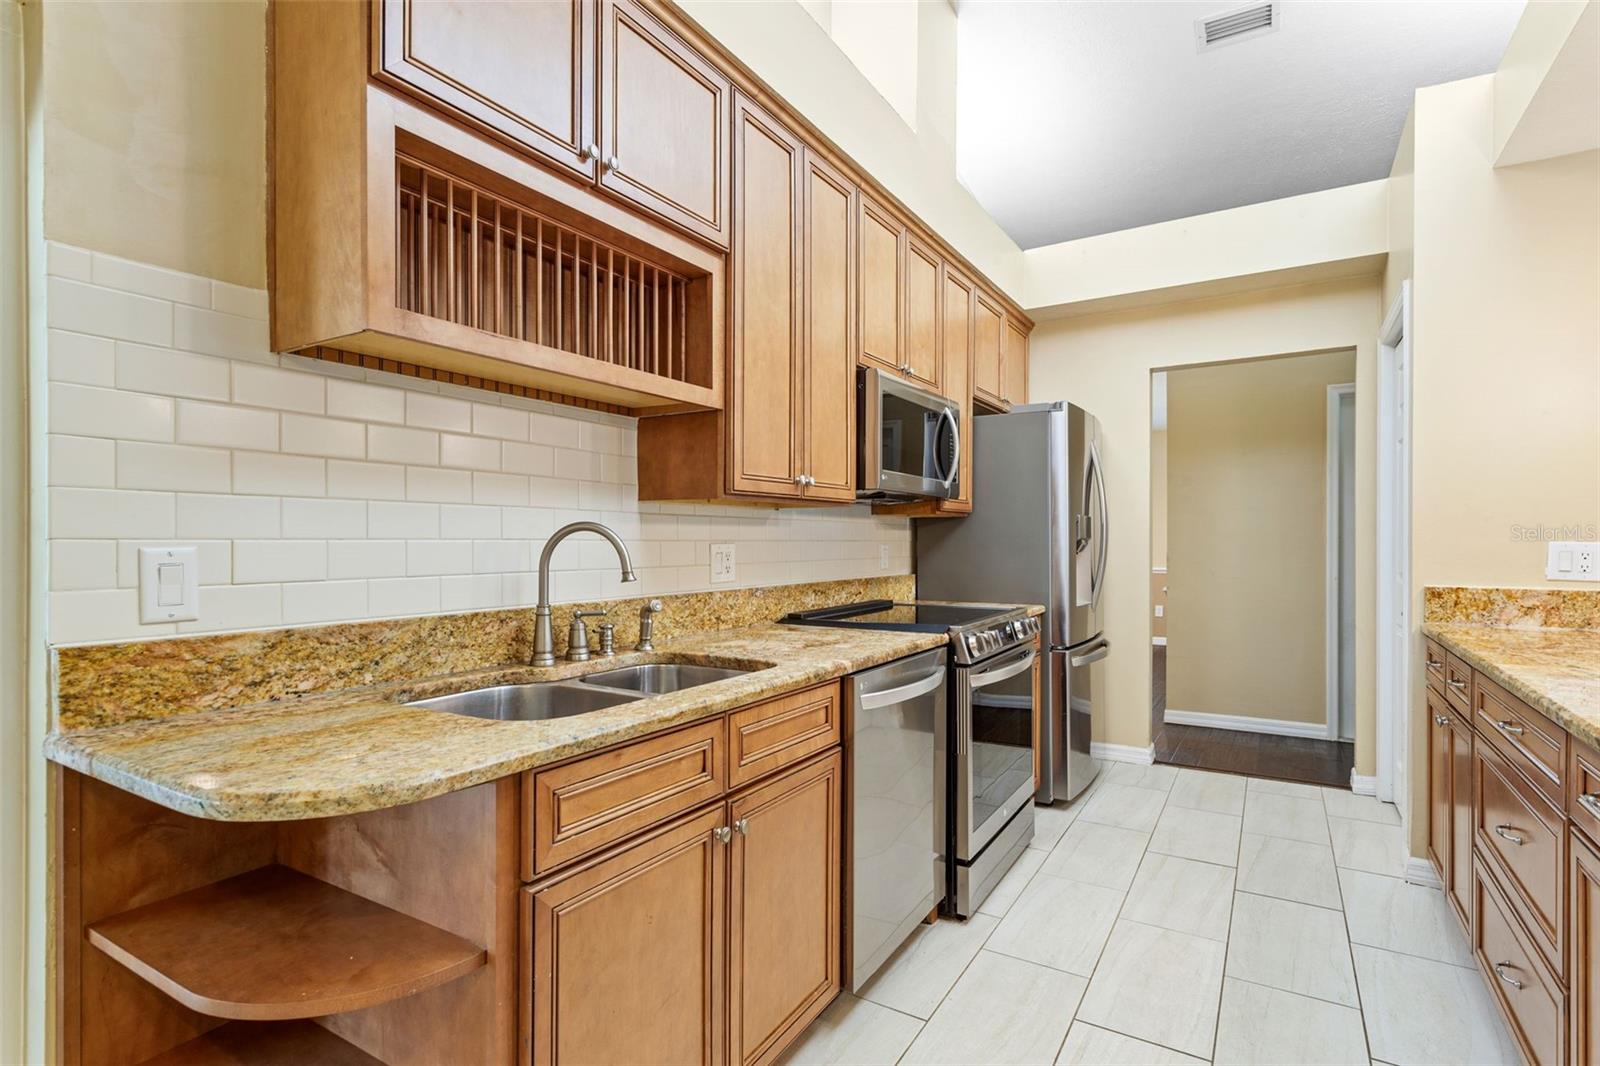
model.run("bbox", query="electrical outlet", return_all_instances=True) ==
[1154,605,1164,618]
[880,544,891,570]
[1546,541,1600,582]
[710,543,736,584]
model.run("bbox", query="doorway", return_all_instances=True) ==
[1149,353,1357,788]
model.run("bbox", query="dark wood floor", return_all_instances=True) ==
[1150,646,1354,789]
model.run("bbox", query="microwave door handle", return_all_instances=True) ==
[857,669,946,710]
[970,648,1036,689]
[940,406,961,493]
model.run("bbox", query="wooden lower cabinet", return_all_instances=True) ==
[525,749,842,1065]
[1426,683,1473,923]
[1571,828,1600,1066]
[1428,686,1452,886]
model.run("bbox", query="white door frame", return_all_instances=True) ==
[1324,382,1356,741]
[1376,281,1413,814]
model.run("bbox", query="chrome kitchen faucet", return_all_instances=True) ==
[531,522,637,666]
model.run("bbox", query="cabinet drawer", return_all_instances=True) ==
[727,682,840,790]
[1444,652,1474,713]
[1570,738,1600,844]
[1475,858,1565,1066]
[1475,740,1565,973]
[525,717,726,876]
[1424,638,1449,694]
[1475,672,1567,805]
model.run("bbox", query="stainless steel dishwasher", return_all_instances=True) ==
[842,647,948,992]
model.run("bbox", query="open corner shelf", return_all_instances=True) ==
[137,1020,383,1066]
[87,864,487,1022]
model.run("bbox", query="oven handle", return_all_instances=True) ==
[1070,638,1111,668]
[969,648,1036,689]
[857,669,946,710]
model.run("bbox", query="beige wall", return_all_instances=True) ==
[39,1,266,287]
[1028,276,1380,766]
[1165,350,1357,726]
[1393,74,1600,856]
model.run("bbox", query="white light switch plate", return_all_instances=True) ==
[710,543,736,584]
[880,545,891,570]
[138,546,200,622]
[1546,541,1600,582]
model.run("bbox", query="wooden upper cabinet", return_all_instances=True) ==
[728,753,841,1066]
[728,94,804,499]
[858,196,902,375]
[600,0,732,249]
[940,265,974,511]
[528,807,727,1066]
[801,151,858,502]
[902,234,941,390]
[1002,315,1028,407]
[373,0,597,179]
[973,290,1004,408]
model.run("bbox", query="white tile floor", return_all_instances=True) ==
[783,763,1522,1066]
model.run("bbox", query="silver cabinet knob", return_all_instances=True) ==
[1433,714,1449,726]
[605,155,621,172]
[712,826,732,844]
[734,818,749,836]
[583,144,601,163]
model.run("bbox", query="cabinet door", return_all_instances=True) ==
[801,152,857,502]
[1002,316,1029,406]
[1427,686,1452,890]
[528,806,727,1066]
[728,94,803,498]
[1449,714,1474,925]
[902,234,941,389]
[858,196,902,374]
[940,264,974,511]
[973,290,1004,406]
[1573,829,1600,1066]
[599,0,731,248]
[728,752,842,1066]
[375,0,597,179]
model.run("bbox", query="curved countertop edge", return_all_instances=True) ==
[1422,622,1600,750]
[46,613,1041,822]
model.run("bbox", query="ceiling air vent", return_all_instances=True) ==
[1194,2,1280,51]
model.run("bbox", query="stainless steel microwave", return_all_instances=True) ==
[857,367,960,501]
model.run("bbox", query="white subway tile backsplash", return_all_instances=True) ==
[405,391,472,432]
[52,487,174,539]
[233,363,325,413]
[233,452,326,497]
[48,330,116,386]
[282,498,367,539]
[176,399,279,451]
[92,252,211,307]
[369,424,439,466]
[327,379,406,424]
[49,435,116,488]
[234,540,327,584]
[115,441,231,492]
[281,414,366,459]
[44,248,912,644]
[50,382,173,442]
[48,277,172,346]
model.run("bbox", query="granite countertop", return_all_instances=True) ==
[1423,622,1600,747]
[46,612,1038,823]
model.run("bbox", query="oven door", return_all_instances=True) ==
[954,645,1037,862]
[858,367,959,499]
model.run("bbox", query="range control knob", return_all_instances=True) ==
[965,634,979,654]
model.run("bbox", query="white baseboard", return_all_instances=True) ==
[1349,771,1377,796]
[1404,857,1443,889]
[1151,636,1167,647]
[1090,741,1154,765]
[1163,708,1329,740]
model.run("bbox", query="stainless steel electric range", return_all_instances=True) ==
[781,600,1041,921]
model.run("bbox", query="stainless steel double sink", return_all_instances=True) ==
[404,663,752,722]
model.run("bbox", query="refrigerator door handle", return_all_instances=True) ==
[1069,638,1110,668]
[1086,440,1109,609]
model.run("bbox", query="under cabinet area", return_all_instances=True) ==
[1424,633,1600,1065]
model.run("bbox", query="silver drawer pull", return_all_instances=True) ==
[1495,720,1525,737]
[1447,678,1468,691]
[1433,714,1450,726]
[1493,824,1527,846]
[1578,794,1600,819]
[1426,657,1443,669]
[1493,962,1524,990]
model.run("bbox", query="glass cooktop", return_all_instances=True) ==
[781,599,1011,633]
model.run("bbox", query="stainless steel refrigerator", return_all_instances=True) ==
[916,402,1109,803]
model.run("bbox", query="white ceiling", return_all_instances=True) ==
[956,0,1526,249]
